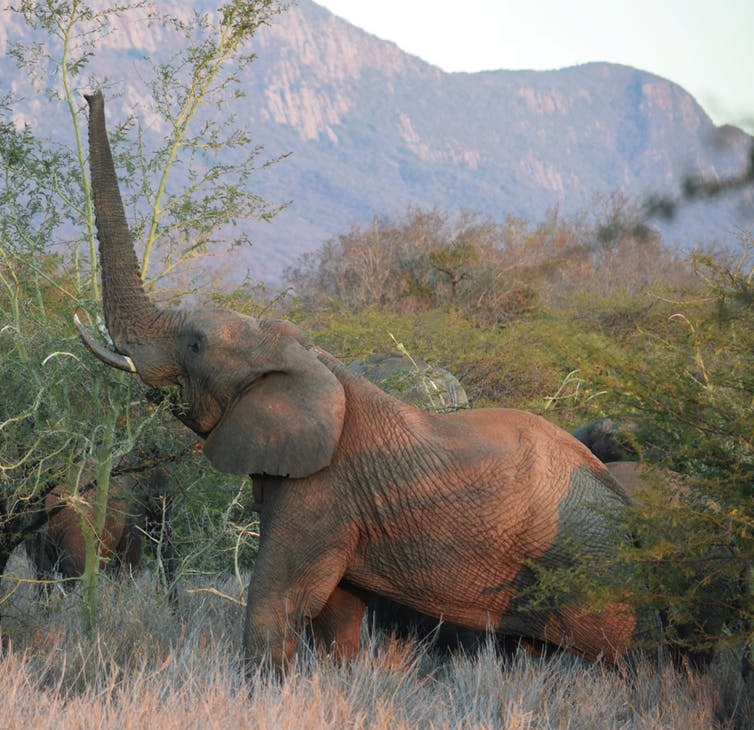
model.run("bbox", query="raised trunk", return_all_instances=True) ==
[85,91,162,351]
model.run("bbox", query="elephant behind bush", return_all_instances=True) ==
[603,461,741,669]
[571,418,640,463]
[25,461,176,598]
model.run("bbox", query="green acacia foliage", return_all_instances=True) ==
[0,121,114,581]
[0,251,139,562]
[1,0,283,630]
[572,245,754,656]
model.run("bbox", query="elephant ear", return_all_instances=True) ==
[203,340,346,478]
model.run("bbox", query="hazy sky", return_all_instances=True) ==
[315,0,754,134]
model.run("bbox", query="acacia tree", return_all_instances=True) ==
[551,241,754,664]
[0,117,80,588]
[1,0,285,633]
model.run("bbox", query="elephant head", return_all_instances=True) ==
[571,418,639,463]
[76,92,345,479]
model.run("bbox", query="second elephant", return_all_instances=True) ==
[571,418,639,463]
[604,461,739,669]
[25,462,177,599]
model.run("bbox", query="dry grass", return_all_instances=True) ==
[1,552,751,729]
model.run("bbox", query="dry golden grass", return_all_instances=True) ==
[1,552,751,729]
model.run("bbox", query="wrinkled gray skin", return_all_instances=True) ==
[353,358,556,657]
[350,354,478,651]
[77,92,652,672]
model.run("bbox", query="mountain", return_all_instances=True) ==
[2,0,752,285]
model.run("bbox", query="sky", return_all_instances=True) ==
[315,0,754,134]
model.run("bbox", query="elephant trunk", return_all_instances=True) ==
[85,91,164,353]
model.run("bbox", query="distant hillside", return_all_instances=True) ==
[1,0,752,285]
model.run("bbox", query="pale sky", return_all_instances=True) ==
[315,0,754,134]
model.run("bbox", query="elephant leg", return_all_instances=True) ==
[24,533,56,601]
[309,583,367,661]
[543,603,638,662]
[242,547,349,674]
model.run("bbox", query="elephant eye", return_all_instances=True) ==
[188,341,201,354]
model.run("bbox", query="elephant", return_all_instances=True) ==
[74,91,656,672]
[571,418,639,463]
[24,457,177,601]
[574,424,743,669]
[25,479,140,587]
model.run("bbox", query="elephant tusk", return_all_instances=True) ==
[73,312,137,373]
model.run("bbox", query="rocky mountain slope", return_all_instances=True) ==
[2,0,751,284]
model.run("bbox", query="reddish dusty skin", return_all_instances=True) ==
[542,604,637,662]
[81,90,646,672]
[244,366,634,667]
[31,480,140,579]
